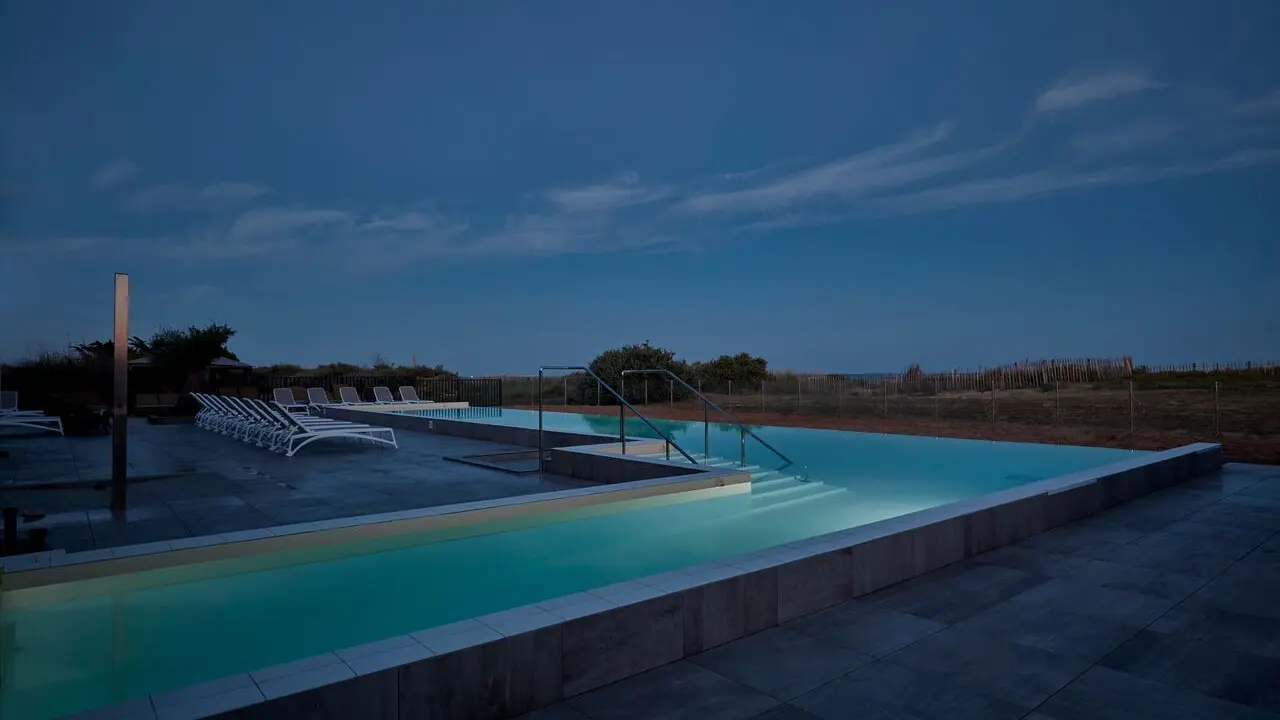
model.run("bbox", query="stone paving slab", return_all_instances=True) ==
[0,418,590,552]
[520,462,1280,720]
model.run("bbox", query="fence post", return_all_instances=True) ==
[596,379,601,406]
[933,393,938,419]
[1213,381,1220,435]
[991,381,997,423]
[837,378,843,416]
[563,378,568,406]
[668,378,673,407]
[728,380,732,410]
[1054,381,1060,424]
[797,377,801,413]
[882,380,888,418]
[644,379,649,406]
[1128,380,1134,434]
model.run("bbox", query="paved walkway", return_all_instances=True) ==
[523,462,1280,720]
[0,420,587,552]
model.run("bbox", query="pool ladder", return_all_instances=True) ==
[536,366,698,474]
[621,369,794,471]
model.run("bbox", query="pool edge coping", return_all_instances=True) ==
[15,442,1225,719]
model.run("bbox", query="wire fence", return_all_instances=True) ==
[502,374,1280,438]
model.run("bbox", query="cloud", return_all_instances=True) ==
[682,123,988,215]
[126,183,191,211]
[197,182,271,202]
[1035,71,1162,113]
[91,160,138,189]
[1232,90,1280,117]
[1071,118,1182,155]
[544,172,671,212]
[876,148,1280,215]
[127,181,273,211]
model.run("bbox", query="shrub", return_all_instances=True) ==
[582,341,693,404]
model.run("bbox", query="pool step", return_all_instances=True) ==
[750,485,847,511]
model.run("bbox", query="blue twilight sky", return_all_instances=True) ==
[2,1,1279,374]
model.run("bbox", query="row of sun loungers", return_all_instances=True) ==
[272,385,432,408]
[0,391,64,435]
[190,394,397,457]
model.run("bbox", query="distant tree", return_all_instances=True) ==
[371,352,392,371]
[585,341,692,404]
[691,352,769,388]
[314,362,366,375]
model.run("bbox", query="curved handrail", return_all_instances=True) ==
[621,369,793,469]
[537,366,698,470]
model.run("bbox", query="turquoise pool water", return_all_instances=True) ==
[0,413,1142,719]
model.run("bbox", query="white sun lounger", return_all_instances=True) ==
[398,386,434,403]
[272,387,310,414]
[1,391,49,417]
[189,392,395,456]
[264,400,397,457]
[306,387,340,409]
[372,386,411,404]
[0,391,64,434]
[337,386,364,405]
[0,411,64,435]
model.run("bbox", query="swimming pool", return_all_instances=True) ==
[0,413,1142,719]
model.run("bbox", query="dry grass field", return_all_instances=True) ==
[513,382,1280,464]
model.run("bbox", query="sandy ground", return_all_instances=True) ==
[512,404,1279,465]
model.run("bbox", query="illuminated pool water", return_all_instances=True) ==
[0,412,1142,719]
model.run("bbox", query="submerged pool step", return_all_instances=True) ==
[750,483,847,510]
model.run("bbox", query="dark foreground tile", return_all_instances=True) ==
[1032,665,1274,720]
[791,660,1025,720]
[1100,630,1280,713]
[690,627,874,700]
[783,602,945,658]
[886,627,1090,710]
[566,661,779,720]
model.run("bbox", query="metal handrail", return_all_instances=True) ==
[621,369,793,469]
[537,366,698,473]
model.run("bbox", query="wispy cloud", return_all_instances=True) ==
[682,123,981,215]
[25,71,1280,271]
[876,148,1280,215]
[544,172,671,212]
[1232,89,1280,117]
[127,181,273,212]
[91,160,138,189]
[1035,71,1162,113]
[1071,118,1182,155]
[197,182,272,202]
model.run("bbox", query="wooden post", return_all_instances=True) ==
[111,272,129,519]
[668,378,673,407]
[797,377,802,413]
[882,380,888,417]
[1128,380,1135,434]
[760,381,764,413]
[990,381,997,423]
[1213,381,1220,435]
[1054,381,1060,424]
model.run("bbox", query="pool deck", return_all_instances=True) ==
[0,419,590,553]
[519,461,1280,720]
